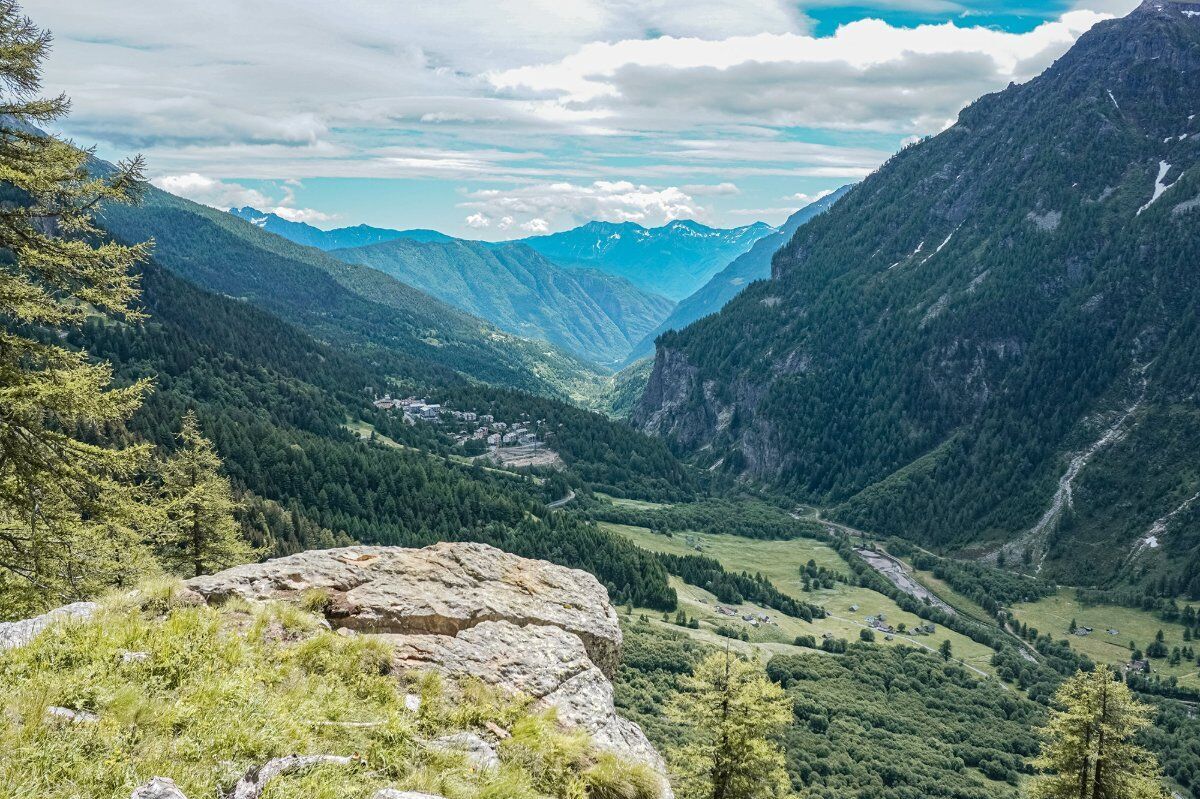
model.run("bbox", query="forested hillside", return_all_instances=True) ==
[333,238,673,365]
[96,183,604,400]
[635,0,1200,588]
[625,186,852,364]
[61,257,701,611]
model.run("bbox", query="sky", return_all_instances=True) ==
[28,0,1138,239]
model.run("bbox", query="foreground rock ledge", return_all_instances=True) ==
[187,542,621,676]
[186,543,667,785]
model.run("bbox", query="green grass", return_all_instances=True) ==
[603,522,998,676]
[0,582,660,799]
[594,494,672,511]
[1011,589,1200,689]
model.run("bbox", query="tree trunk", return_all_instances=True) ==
[1091,679,1109,799]
[1078,717,1092,799]
[711,650,732,799]
[190,464,202,577]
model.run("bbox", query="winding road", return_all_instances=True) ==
[547,489,576,509]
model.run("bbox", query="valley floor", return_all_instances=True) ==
[599,520,998,676]
[596,495,1200,695]
[1011,589,1200,690]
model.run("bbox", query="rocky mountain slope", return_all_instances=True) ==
[517,219,775,301]
[624,186,852,364]
[635,0,1200,587]
[332,238,673,365]
[230,206,453,250]
[0,543,669,799]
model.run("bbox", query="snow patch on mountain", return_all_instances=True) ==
[1137,161,1175,214]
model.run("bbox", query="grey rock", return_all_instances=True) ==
[131,777,189,799]
[229,754,357,799]
[187,542,621,676]
[386,621,666,778]
[0,601,97,652]
[428,732,499,771]
[372,791,447,799]
[1026,209,1062,231]
[187,544,668,794]
[45,706,99,724]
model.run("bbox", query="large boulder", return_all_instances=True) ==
[189,544,668,791]
[187,543,621,676]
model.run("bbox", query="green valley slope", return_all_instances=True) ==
[97,184,604,400]
[333,238,673,365]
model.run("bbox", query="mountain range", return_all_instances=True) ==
[634,0,1200,587]
[331,238,673,365]
[226,208,784,366]
[229,206,452,250]
[623,186,852,365]
[98,184,605,400]
[516,219,776,301]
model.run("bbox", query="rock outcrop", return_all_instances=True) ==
[187,542,621,676]
[186,543,667,786]
[385,620,664,772]
[0,601,96,652]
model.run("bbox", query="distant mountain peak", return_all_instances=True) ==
[226,207,452,250]
[517,218,776,300]
[1137,0,1200,15]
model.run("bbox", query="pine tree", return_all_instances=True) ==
[156,412,251,577]
[668,650,793,799]
[1031,666,1168,799]
[0,1,153,615]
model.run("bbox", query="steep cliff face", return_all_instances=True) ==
[634,0,1200,584]
[0,543,672,799]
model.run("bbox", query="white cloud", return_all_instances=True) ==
[681,182,740,196]
[151,172,336,226]
[788,189,834,206]
[520,218,550,233]
[150,173,270,209]
[488,11,1112,132]
[271,206,337,224]
[459,179,704,232]
[26,0,1125,231]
